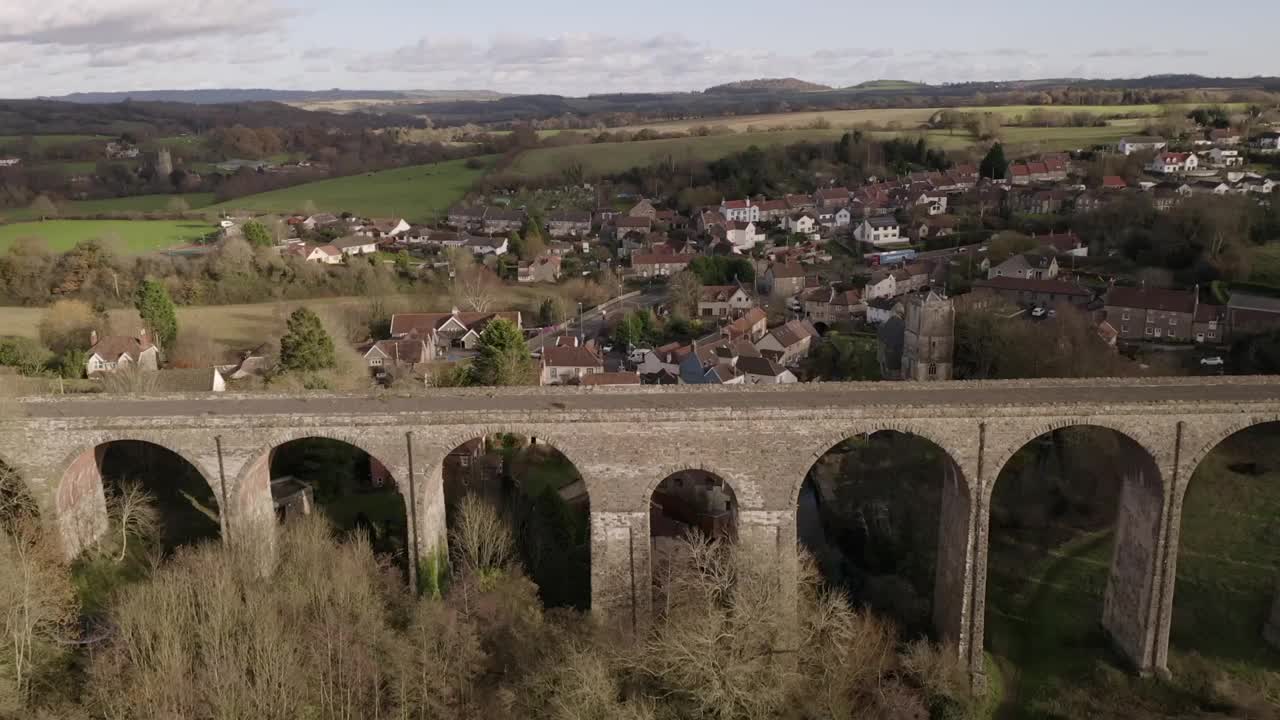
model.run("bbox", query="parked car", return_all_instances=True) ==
[628,348,652,365]
[1030,306,1047,319]
[1200,356,1224,368]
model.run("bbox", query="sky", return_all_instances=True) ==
[2,0,1277,98]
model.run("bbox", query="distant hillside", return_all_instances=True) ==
[850,80,929,91]
[50,88,505,105]
[705,78,832,94]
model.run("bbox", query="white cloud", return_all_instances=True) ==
[0,0,292,46]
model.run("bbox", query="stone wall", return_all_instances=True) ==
[3,379,1279,681]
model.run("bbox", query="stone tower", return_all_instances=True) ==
[155,148,173,178]
[901,290,955,381]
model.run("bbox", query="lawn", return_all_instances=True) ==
[509,129,845,177]
[205,157,495,222]
[1248,244,1280,287]
[0,219,216,255]
[0,193,216,222]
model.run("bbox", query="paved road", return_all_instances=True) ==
[18,377,1280,420]
[528,289,667,352]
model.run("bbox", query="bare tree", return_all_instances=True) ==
[0,518,77,713]
[667,270,702,319]
[104,481,160,563]
[452,266,501,314]
[448,495,515,579]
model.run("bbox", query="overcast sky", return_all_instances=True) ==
[2,0,1276,97]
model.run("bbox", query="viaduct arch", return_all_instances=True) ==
[2,377,1279,683]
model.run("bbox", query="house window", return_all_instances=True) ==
[1145,327,1153,336]
[1169,317,1177,326]
[1209,321,1218,330]
[1122,312,1130,321]
[928,363,938,377]
[370,358,383,366]
[1208,331,1217,340]
[460,456,471,468]
[1121,325,1129,333]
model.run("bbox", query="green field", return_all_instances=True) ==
[510,129,846,177]
[986,426,1280,717]
[0,219,216,255]
[510,122,1141,177]
[206,157,493,222]
[0,193,216,223]
[0,134,108,148]
[617,103,1245,134]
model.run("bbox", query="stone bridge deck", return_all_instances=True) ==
[6,376,1280,682]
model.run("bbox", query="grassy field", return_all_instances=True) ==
[510,122,1141,177]
[616,103,1245,134]
[1248,244,1280,287]
[0,134,108,148]
[509,129,845,177]
[985,425,1280,717]
[0,219,216,255]
[205,157,493,222]
[0,193,217,223]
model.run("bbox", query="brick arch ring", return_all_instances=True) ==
[52,433,220,504]
[789,422,973,510]
[983,418,1165,505]
[230,428,410,498]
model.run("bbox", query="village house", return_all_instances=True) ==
[1253,131,1280,152]
[784,212,818,236]
[540,339,604,385]
[284,242,342,264]
[699,285,756,320]
[725,220,764,250]
[988,252,1059,281]
[719,199,759,223]
[675,339,747,385]
[390,309,522,353]
[355,218,411,239]
[464,235,509,256]
[1119,136,1168,155]
[1147,152,1199,174]
[723,307,769,343]
[1209,128,1242,145]
[632,253,695,278]
[754,199,790,222]
[864,270,898,301]
[1194,303,1228,344]
[301,213,342,231]
[546,210,593,237]
[760,262,807,298]
[755,319,820,367]
[785,193,815,211]
[813,187,851,209]
[852,216,902,247]
[1206,147,1243,167]
[1038,231,1088,257]
[86,330,160,376]
[1225,292,1280,341]
[736,355,797,384]
[802,286,864,326]
[1104,286,1199,342]
[0,158,19,167]
[1008,188,1069,215]
[613,216,653,237]
[971,276,1092,310]
[362,338,434,376]
[629,199,657,220]
[482,208,526,235]
[517,255,562,283]
[332,236,380,256]
[1101,176,1129,191]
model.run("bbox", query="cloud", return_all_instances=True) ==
[0,0,292,47]
[1088,47,1210,59]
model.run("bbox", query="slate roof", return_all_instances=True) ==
[1105,287,1196,314]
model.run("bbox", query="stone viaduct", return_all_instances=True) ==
[4,376,1280,682]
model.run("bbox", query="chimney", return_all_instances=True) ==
[90,330,98,347]
[450,306,459,316]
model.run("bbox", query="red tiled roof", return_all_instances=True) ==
[90,334,156,362]
[542,345,602,369]
[390,311,521,338]
[700,285,744,302]
[1105,287,1196,314]
[1102,176,1128,189]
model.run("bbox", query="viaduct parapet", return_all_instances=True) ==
[6,376,1280,681]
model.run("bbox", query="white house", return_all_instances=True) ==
[736,355,797,385]
[87,330,160,376]
[285,242,343,264]
[864,271,897,300]
[916,193,948,215]
[784,212,817,235]
[1206,148,1243,167]
[464,235,509,256]
[1119,136,1168,155]
[853,216,902,247]
[332,236,380,256]
[725,221,764,250]
[539,341,603,386]
[699,285,756,319]
[719,199,760,223]
[1146,152,1198,174]
[833,207,853,227]
[0,158,19,167]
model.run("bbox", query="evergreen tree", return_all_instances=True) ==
[980,143,1009,180]
[133,279,178,350]
[241,220,273,248]
[279,308,336,372]
[469,318,535,386]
